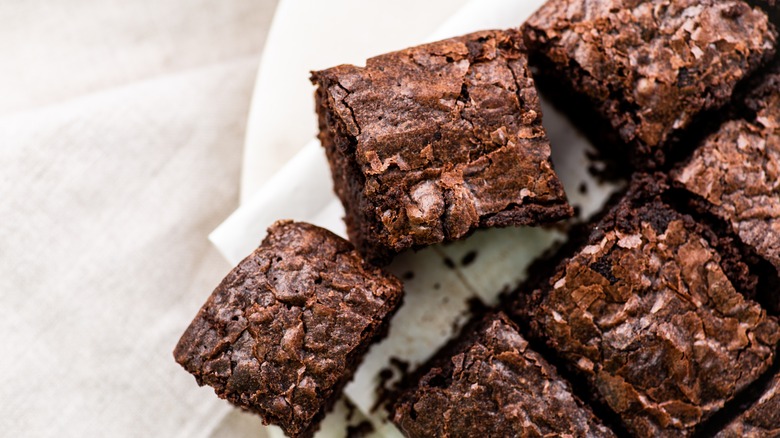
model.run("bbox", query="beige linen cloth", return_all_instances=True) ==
[0,1,277,436]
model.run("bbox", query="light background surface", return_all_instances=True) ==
[0,1,276,436]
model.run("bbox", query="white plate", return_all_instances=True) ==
[212,0,624,436]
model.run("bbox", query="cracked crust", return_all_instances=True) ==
[514,195,780,437]
[312,29,572,264]
[523,0,776,165]
[393,313,615,438]
[173,221,403,438]
[673,61,780,274]
[716,373,780,437]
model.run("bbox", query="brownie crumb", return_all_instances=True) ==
[460,250,477,267]
[346,420,375,438]
[389,357,410,376]
[579,182,588,194]
[443,257,456,270]
[402,271,415,280]
[372,357,413,415]
[344,399,357,422]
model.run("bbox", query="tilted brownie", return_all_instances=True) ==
[311,29,572,264]
[393,313,615,438]
[523,0,776,166]
[511,178,780,437]
[716,373,780,437]
[672,60,780,278]
[173,221,403,438]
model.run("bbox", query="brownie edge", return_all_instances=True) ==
[716,373,780,437]
[672,59,780,276]
[312,29,572,264]
[393,313,615,438]
[512,180,780,437]
[523,0,777,167]
[173,221,403,438]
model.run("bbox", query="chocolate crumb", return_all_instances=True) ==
[372,357,414,414]
[344,399,357,422]
[579,182,588,194]
[346,420,375,438]
[460,251,478,266]
[443,257,456,269]
[390,357,410,375]
[402,271,415,280]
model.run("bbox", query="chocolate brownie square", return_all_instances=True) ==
[523,0,776,167]
[312,29,572,264]
[511,179,780,437]
[672,60,780,276]
[716,373,780,437]
[173,221,403,438]
[393,313,615,438]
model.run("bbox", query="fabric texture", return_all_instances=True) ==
[0,1,277,436]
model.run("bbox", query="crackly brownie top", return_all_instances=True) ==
[673,64,780,271]
[523,0,776,149]
[173,221,402,437]
[312,30,569,251]
[394,313,615,438]
[526,198,780,437]
[716,373,780,437]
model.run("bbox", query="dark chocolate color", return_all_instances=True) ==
[673,60,780,275]
[393,313,615,438]
[512,183,780,437]
[716,373,780,437]
[312,29,572,263]
[173,221,403,438]
[523,0,776,166]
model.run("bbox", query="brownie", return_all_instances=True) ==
[523,0,777,167]
[311,29,572,264]
[393,313,615,438]
[716,373,780,437]
[672,60,780,276]
[173,221,404,438]
[511,180,780,437]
